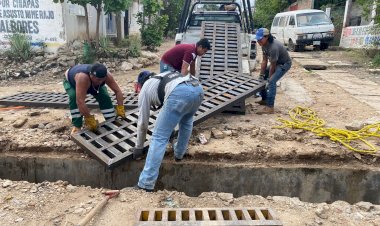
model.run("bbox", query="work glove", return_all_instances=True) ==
[84,115,98,132]
[115,105,126,119]
[130,147,144,160]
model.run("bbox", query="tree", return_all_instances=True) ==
[356,0,380,24]
[53,0,91,41]
[161,0,185,37]
[253,0,288,28]
[104,0,133,43]
[137,0,168,50]
[89,0,103,47]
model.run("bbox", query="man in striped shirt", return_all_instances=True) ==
[133,71,204,192]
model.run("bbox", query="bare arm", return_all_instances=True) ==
[269,61,277,80]
[75,73,91,117]
[260,55,268,75]
[190,60,196,76]
[105,73,124,106]
[180,61,190,76]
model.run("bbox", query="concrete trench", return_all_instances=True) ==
[0,153,379,205]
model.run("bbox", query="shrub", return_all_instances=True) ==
[127,34,142,57]
[372,52,380,67]
[140,15,168,51]
[81,41,96,64]
[6,33,32,61]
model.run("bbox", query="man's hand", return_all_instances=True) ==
[130,147,144,160]
[84,115,98,131]
[115,105,126,118]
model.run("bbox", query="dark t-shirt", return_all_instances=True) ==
[161,44,197,71]
[262,39,291,65]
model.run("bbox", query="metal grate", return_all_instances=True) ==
[0,91,139,109]
[135,207,282,226]
[197,22,242,80]
[71,71,265,168]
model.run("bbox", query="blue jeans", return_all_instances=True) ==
[160,60,175,73]
[138,83,204,190]
[260,61,292,107]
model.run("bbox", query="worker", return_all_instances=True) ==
[255,28,292,114]
[160,38,211,75]
[63,63,125,134]
[132,70,204,192]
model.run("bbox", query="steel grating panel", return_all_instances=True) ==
[135,207,282,226]
[197,22,242,80]
[0,91,139,109]
[71,71,265,168]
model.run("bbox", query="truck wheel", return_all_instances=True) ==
[288,39,299,52]
[320,43,329,50]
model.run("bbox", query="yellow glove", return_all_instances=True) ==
[115,105,126,118]
[84,115,98,131]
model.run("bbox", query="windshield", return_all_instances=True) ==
[189,14,240,26]
[296,12,332,27]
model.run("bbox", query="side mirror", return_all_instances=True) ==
[175,28,179,33]
[330,17,334,23]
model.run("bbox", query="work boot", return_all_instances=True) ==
[255,100,267,106]
[70,127,81,136]
[133,185,153,192]
[256,106,274,115]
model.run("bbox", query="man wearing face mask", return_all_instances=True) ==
[255,28,292,114]
[63,63,125,135]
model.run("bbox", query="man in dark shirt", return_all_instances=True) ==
[63,63,125,135]
[160,38,211,76]
[255,28,292,114]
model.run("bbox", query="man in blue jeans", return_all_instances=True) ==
[255,28,292,114]
[133,71,204,192]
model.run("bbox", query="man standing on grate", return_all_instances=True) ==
[63,63,126,135]
[160,38,211,75]
[131,70,204,192]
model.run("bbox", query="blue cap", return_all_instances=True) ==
[256,28,270,41]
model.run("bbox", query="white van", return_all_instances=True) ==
[270,9,334,51]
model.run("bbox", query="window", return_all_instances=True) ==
[272,17,280,27]
[289,16,295,26]
[296,12,332,27]
[279,16,287,27]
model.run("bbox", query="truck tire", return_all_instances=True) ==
[320,43,329,51]
[288,39,301,52]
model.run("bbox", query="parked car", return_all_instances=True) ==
[270,9,335,51]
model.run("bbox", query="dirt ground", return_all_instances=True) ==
[0,40,380,225]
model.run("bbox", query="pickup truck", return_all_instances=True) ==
[175,1,256,76]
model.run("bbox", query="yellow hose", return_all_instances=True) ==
[275,106,380,155]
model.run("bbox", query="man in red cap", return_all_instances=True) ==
[63,63,125,134]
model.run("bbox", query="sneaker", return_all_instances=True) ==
[255,100,267,106]
[175,157,182,162]
[70,127,81,136]
[133,185,153,192]
[256,106,274,115]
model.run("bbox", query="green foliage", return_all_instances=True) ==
[99,36,111,51]
[372,52,380,67]
[81,41,96,64]
[137,0,168,50]
[161,0,185,37]
[253,0,288,28]
[356,0,380,24]
[6,33,32,61]
[320,4,345,46]
[104,0,132,13]
[126,34,142,57]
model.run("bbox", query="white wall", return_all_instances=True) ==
[340,24,380,48]
[0,0,65,52]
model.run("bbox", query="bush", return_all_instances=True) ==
[81,41,96,64]
[127,34,142,57]
[140,15,168,51]
[372,52,380,67]
[6,33,32,61]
